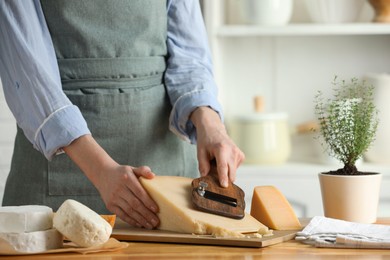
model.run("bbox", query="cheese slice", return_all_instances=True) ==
[0,205,53,233]
[140,176,269,237]
[0,229,63,254]
[53,199,112,247]
[250,186,301,230]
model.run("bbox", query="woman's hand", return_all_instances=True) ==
[190,107,245,187]
[95,164,159,229]
[63,135,159,229]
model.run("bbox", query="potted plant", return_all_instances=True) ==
[314,77,382,223]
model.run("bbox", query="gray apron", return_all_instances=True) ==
[2,0,198,213]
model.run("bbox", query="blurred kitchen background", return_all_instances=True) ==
[204,0,390,164]
[1,0,390,216]
[201,0,390,217]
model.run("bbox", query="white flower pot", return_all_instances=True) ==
[318,172,382,223]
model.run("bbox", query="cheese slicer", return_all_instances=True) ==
[191,160,245,219]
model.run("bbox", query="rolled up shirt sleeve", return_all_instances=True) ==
[165,0,223,144]
[0,0,90,160]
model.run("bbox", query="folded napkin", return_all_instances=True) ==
[295,216,390,249]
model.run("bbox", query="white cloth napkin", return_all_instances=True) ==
[295,216,390,248]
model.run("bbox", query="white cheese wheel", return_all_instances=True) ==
[0,229,63,254]
[140,176,269,237]
[53,199,112,247]
[0,205,53,233]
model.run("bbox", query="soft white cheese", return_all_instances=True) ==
[0,229,63,254]
[53,199,112,247]
[0,205,53,233]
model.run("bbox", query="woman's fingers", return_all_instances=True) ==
[197,149,211,177]
[127,166,159,214]
[116,195,158,229]
[225,146,245,183]
[98,165,159,229]
[110,204,142,228]
[217,162,229,188]
[120,169,159,228]
[195,127,245,187]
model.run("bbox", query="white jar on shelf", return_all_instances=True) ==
[241,0,293,26]
[229,112,291,165]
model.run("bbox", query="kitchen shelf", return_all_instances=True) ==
[217,23,390,37]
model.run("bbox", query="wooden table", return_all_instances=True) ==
[3,239,390,260]
[3,219,390,259]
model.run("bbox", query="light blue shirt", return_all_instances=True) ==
[0,0,222,160]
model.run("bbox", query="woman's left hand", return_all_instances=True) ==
[190,107,245,188]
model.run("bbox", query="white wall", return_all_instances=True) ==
[0,80,16,205]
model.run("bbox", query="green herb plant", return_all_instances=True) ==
[314,77,379,175]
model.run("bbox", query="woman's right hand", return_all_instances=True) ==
[96,164,160,229]
[63,134,159,229]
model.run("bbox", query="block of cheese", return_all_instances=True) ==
[0,229,63,254]
[0,205,53,233]
[250,186,301,230]
[53,200,112,247]
[140,176,270,237]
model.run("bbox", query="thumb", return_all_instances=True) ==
[133,166,155,179]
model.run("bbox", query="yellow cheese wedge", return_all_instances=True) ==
[250,186,301,230]
[140,176,269,237]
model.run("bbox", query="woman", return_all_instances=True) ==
[0,0,244,230]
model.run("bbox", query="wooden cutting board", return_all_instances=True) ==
[111,220,298,248]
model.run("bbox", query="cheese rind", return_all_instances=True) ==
[0,229,63,253]
[53,200,112,247]
[0,205,53,233]
[250,186,302,230]
[100,215,117,228]
[140,176,269,237]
